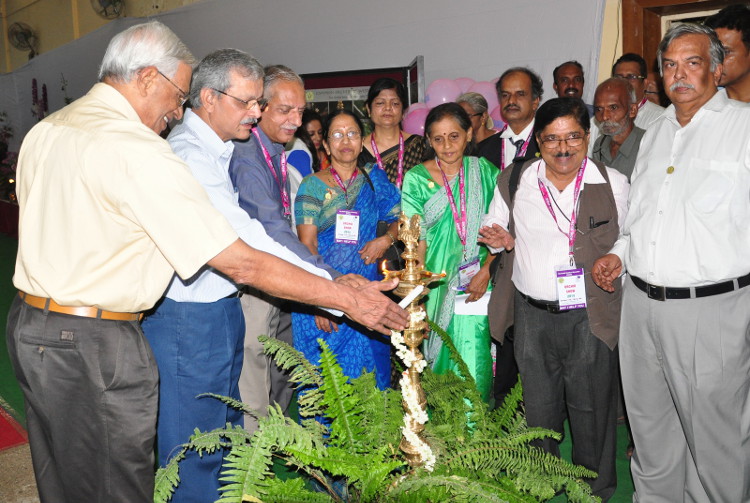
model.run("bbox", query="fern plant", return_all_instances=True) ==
[154,321,601,503]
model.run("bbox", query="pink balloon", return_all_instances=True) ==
[402,108,429,136]
[425,78,462,108]
[490,77,500,85]
[454,77,476,94]
[406,102,428,113]
[489,105,505,130]
[467,81,499,114]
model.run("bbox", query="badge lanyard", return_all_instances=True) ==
[329,167,358,206]
[435,157,467,255]
[637,96,648,110]
[371,132,405,188]
[499,124,533,170]
[536,158,587,266]
[253,128,290,216]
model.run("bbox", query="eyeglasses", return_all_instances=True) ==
[211,88,268,111]
[469,112,483,118]
[157,70,188,107]
[328,130,362,141]
[614,73,645,81]
[540,133,587,149]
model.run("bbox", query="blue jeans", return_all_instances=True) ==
[142,297,244,503]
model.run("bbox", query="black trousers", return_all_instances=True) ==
[514,291,618,501]
[5,296,158,503]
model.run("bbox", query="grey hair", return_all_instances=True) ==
[597,77,637,105]
[98,21,195,83]
[456,92,488,114]
[189,49,264,109]
[263,65,304,98]
[657,23,725,75]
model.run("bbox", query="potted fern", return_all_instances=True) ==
[154,321,599,502]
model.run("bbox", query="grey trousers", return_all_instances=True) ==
[514,291,618,501]
[238,289,293,431]
[620,276,750,503]
[5,295,158,503]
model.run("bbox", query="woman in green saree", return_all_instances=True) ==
[401,103,499,402]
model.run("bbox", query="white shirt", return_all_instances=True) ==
[485,158,629,300]
[165,109,331,303]
[500,120,534,169]
[635,99,665,130]
[610,90,750,287]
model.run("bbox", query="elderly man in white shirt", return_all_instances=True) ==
[481,97,628,501]
[594,23,750,503]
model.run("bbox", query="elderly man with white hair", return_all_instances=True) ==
[6,22,407,503]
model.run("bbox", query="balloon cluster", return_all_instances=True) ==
[402,77,506,135]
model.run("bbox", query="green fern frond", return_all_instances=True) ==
[387,472,533,502]
[153,450,185,503]
[316,339,365,450]
[262,477,334,502]
[218,405,322,502]
[350,371,403,448]
[196,392,255,416]
[492,375,524,427]
[260,334,323,390]
[427,320,488,429]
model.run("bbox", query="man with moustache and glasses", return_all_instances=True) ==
[481,97,629,501]
[229,65,341,431]
[593,23,750,502]
[591,77,645,181]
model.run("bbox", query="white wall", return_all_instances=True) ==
[0,0,606,149]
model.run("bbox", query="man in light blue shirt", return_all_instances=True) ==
[142,49,336,503]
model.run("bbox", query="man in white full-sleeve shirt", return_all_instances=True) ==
[593,24,750,503]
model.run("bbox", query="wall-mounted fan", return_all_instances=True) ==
[91,0,124,19]
[7,22,38,60]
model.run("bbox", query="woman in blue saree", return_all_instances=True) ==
[294,109,401,389]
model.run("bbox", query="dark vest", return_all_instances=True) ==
[487,158,622,349]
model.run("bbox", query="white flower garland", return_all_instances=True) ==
[391,308,435,471]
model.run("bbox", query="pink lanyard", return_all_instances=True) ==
[371,132,405,188]
[637,96,648,109]
[330,167,358,205]
[536,158,587,265]
[435,157,467,247]
[499,124,533,170]
[253,128,290,216]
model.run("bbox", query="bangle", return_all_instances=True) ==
[386,231,396,245]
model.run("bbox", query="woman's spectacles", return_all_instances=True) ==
[328,130,362,141]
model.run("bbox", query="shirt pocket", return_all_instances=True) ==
[686,159,737,213]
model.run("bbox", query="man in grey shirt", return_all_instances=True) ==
[229,65,337,429]
[591,77,645,181]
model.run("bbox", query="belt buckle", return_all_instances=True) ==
[647,284,666,301]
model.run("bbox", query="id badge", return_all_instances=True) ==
[456,256,481,290]
[335,209,360,244]
[555,267,587,310]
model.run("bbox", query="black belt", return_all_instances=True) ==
[519,292,579,314]
[631,273,750,301]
